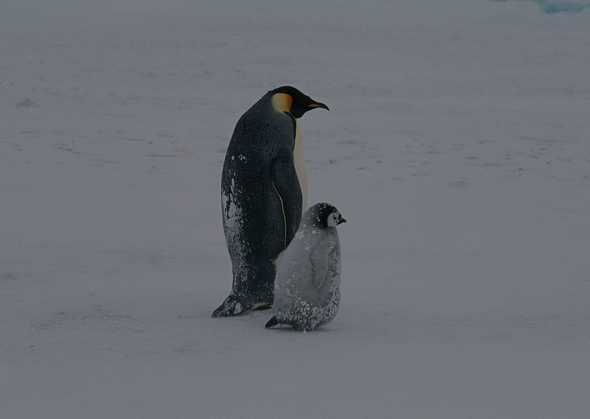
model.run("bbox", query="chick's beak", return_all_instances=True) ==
[308,101,330,111]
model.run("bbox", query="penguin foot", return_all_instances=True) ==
[211,295,250,318]
[265,316,279,329]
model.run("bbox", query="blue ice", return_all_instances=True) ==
[532,0,590,13]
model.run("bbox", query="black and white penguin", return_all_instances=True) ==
[265,203,346,331]
[212,86,329,317]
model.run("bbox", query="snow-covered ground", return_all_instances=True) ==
[1,1,589,418]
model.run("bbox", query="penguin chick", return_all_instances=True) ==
[265,202,346,331]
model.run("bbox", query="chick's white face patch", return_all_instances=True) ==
[327,211,341,227]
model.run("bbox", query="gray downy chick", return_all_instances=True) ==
[265,202,346,331]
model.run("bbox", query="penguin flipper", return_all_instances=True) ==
[271,152,303,246]
[310,241,333,290]
[211,294,250,318]
[265,316,279,328]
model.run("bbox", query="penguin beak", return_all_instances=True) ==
[338,217,347,225]
[307,101,329,111]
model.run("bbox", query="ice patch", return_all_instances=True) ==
[534,0,590,13]
[493,0,590,14]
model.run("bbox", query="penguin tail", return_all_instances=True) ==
[265,316,279,329]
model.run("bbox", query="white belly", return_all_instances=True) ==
[293,123,308,211]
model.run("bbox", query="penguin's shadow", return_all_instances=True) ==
[245,310,337,334]
[263,325,334,334]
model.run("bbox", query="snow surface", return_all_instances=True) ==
[1,1,590,418]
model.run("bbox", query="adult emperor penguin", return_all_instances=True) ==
[212,86,329,317]
[265,203,346,331]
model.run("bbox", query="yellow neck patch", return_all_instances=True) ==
[271,93,293,113]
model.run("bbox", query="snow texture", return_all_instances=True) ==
[1,1,590,418]
[222,176,247,264]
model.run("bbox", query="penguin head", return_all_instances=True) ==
[306,202,347,229]
[270,85,329,119]
[326,209,347,228]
